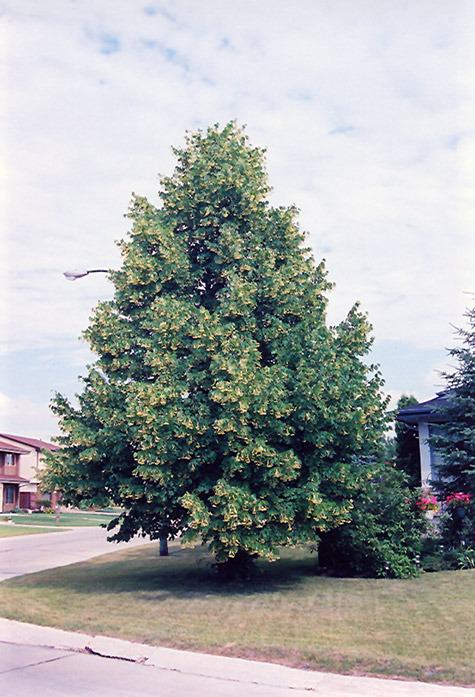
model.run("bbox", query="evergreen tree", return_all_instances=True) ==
[430,305,475,498]
[45,123,388,574]
[395,394,421,488]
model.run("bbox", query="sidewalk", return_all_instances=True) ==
[1,618,472,696]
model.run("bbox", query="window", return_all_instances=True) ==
[5,454,15,467]
[4,485,16,504]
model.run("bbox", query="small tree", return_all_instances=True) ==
[45,123,388,576]
[395,394,421,488]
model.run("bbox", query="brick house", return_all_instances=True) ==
[0,433,58,511]
[0,439,30,511]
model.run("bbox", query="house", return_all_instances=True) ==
[0,440,30,511]
[395,392,450,487]
[0,433,58,511]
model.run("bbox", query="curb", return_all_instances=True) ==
[0,618,472,696]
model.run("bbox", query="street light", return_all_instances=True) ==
[62,263,169,556]
[63,269,109,281]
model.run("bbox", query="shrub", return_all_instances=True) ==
[435,501,475,565]
[420,536,447,572]
[35,498,52,509]
[318,463,427,578]
[453,545,475,569]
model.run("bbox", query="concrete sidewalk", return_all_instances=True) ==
[1,618,472,696]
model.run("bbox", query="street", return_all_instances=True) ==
[0,525,152,581]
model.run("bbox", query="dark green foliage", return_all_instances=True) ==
[395,394,421,488]
[451,544,475,569]
[437,502,475,553]
[421,506,475,571]
[430,305,475,498]
[35,498,52,508]
[427,305,475,566]
[318,463,427,578]
[380,436,396,461]
[420,536,447,572]
[45,123,388,569]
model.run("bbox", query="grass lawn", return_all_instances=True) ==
[0,524,65,538]
[0,544,473,686]
[7,511,118,528]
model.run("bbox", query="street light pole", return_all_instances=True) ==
[63,269,109,281]
[62,264,169,557]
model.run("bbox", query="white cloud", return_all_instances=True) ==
[0,392,60,442]
[2,0,474,436]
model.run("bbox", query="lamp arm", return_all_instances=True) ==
[63,269,109,281]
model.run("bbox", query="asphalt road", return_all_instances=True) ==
[0,525,153,581]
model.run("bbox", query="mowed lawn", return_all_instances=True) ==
[0,524,64,538]
[0,510,117,536]
[7,511,118,528]
[0,543,473,686]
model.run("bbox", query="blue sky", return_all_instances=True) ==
[1,0,474,440]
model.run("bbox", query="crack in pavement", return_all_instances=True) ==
[84,646,141,663]
[85,649,316,692]
[0,652,75,675]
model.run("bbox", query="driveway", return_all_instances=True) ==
[0,526,152,581]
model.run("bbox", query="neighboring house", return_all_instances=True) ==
[395,392,450,487]
[0,439,30,511]
[0,433,58,511]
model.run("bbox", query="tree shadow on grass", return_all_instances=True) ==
[11,545,323,600]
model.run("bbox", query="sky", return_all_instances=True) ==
[1,0,474,442]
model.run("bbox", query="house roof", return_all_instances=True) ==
[395,391,451,425]
[0,433,58,452]
[0,473,30,483]
[0,439,29,455]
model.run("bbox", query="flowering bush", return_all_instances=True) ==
[417,493,438,512]
[446,492,471,508]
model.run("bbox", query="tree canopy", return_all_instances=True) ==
[45,123,388,571]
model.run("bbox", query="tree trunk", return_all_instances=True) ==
[159,536,168,556]
[215,549,256,582]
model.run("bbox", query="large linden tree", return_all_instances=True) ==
[46,123,388,575]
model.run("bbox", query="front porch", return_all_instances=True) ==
[0,475,30,512]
